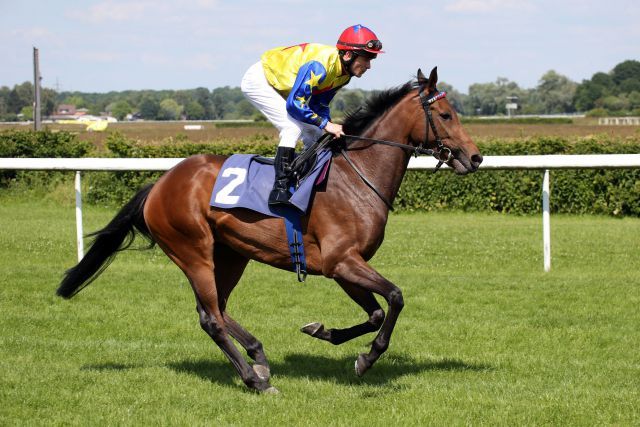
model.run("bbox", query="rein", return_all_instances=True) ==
[340,87,453,211]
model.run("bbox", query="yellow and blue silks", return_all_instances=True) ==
[261,43,351,128]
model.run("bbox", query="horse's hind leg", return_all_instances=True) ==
[191,261,276,393]
[152,230,275,393]
[224,313,271,381]
[213,243,271,381]
[301,279,385,345]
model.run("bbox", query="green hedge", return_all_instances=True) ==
[0,129,92,157]
[397,136,640,216]
[85,132,278,204]
[0,130,93,190]
[2,130,640,216]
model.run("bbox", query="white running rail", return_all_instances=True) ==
[2,154,640,269]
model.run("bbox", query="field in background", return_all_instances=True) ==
[1,198,638,425]
[2,119,639,150]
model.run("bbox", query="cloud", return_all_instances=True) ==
[445,0,535,13]
[193,0,218,10]
[77,51,124,62]
[10,27,53,39]
[141,53,171,66]
[184,53,220,72]
[66,1,155,23]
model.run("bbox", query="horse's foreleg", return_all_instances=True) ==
[301,279,385,345]
[331,251,404,377]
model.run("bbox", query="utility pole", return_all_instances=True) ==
[33,47,42,130]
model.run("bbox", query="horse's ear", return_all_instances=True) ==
[417,68,428,85]
[427,66,438,91]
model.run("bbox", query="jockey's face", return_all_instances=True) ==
[344,52,373,78]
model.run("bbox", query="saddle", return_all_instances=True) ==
[253,133,335,181]
[209,138,334,282]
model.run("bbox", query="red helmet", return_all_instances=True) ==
[336,24,384,55]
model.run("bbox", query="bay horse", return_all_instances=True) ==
[57,67,482,393]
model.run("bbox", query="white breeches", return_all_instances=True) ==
[240,61,323,149]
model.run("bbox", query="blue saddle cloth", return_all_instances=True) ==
[209,150,332,217]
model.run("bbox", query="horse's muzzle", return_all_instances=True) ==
[450,151,483,175]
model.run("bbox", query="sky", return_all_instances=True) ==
[1,0,638,94]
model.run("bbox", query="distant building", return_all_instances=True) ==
[56,104,76,115]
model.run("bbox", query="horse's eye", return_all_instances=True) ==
[440,112,452,121]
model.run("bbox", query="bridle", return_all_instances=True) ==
[342,86,452,165]
[289,85,454,211]
[339,85,454,210]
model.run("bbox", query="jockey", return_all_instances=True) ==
[241,24,384,206]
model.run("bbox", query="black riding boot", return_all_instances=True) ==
[268,146,295,206]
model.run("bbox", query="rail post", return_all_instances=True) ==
[75,171,84,261]
[542,169,551,272]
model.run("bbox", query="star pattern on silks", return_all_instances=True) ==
[295,95,308,108]
[305,70,323,89]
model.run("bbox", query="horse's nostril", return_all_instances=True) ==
[471,154,483,165]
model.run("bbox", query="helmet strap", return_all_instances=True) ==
[339,50,357,76]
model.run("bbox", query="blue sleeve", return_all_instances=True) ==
[286,61,329,129]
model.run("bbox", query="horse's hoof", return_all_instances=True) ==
[263,386,279,395]
[301,322,324,337]
[355,353,369,377]
[253,364,271,381]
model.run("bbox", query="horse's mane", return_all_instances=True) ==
[342,80,418,135]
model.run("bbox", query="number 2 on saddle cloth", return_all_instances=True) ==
[210,148,333,282]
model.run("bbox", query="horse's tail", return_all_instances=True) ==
[56,184,155,299]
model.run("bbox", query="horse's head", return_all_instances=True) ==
[412,67,482,174]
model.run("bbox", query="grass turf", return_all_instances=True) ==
[1,199,639,425]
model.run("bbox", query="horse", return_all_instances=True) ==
[57,67,483,394]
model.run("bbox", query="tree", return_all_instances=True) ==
[531,70,577,114]
[7,88,23,114]
[174,90,192,108]
[611,60,640,86]
[193,87,213,119]
[184,100,206,120]
[0,86,10,117]
[574,71,616,111]
[465,78,525,115]
[210,86,245,119]
[158,98,183,120]
[139,96,160,119]
[111,100,132,120]
[20,106,33,121]
[41,88,57,116]
[598,95,629,112]
[62,95,86,108]
[574,60,640,113]
[231,99,257,119]
[5,82,33,114]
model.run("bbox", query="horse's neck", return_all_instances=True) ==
[346,104,413,208]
